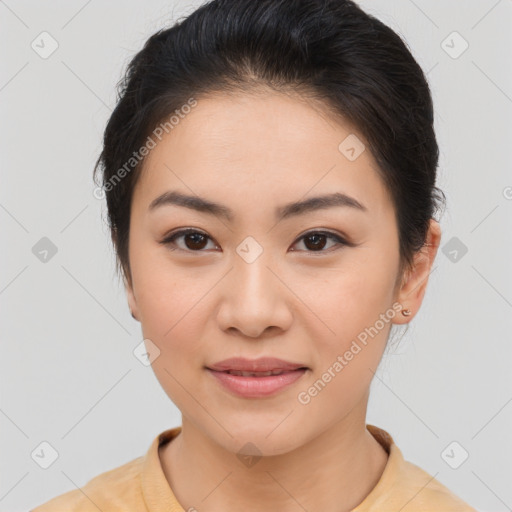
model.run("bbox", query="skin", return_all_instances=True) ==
[125,90,441,512]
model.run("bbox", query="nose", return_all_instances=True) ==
[216,252,293,339]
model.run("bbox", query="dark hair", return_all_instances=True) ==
[93,0,445,292]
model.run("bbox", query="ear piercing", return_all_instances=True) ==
[401,308,411,316]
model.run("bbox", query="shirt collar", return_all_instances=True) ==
[140,424,402,512]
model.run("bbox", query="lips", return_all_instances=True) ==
[206,357,309,398]
[223,369,289,377]
[206,357,308,375]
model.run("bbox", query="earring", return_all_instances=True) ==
[401,308,411,316]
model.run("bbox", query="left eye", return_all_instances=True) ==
[160,229,349,253]
[291,231,348,252]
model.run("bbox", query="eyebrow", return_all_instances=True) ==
[148,190,367,221]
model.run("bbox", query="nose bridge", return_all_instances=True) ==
[217,240,292,337]
[232,239,279,307]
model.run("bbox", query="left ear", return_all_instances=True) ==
[393,219,441,324]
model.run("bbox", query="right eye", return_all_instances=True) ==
[160,228,219,252]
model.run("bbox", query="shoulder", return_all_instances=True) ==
[362,425,477,512]
[30,455,145,512]
[394,457,477,511]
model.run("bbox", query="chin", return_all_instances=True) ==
[233,437,298,458]
[219,421,304,458]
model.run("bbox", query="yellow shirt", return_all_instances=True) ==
[31,424,477,511]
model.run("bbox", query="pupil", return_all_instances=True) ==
[186,233,206,250]
[306,234,326,250]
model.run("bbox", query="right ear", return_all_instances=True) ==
[124,275,140,322]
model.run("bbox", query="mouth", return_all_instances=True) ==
[205,360,309,398]
[206,356,309,374]
[215,368,308,377]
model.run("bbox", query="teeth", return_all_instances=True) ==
[227,369,285,376]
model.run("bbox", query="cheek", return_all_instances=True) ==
[133,261,210,408]
[138,275,206,346]
[130,248,209,354]
[300,258,396,346]
[295,269,394,414]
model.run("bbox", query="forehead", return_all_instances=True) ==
[133,92,392,220]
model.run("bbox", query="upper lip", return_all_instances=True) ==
[207,357,308,372]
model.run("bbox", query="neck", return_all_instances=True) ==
[160,409,388,512]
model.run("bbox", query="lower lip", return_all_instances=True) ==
[206,368,307,398]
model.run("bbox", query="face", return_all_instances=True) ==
[125,91,438,456]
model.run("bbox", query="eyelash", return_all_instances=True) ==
[160,228,353,254]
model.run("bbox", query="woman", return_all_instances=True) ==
[33,0,477,510]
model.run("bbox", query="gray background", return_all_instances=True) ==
[1,1,511,511]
